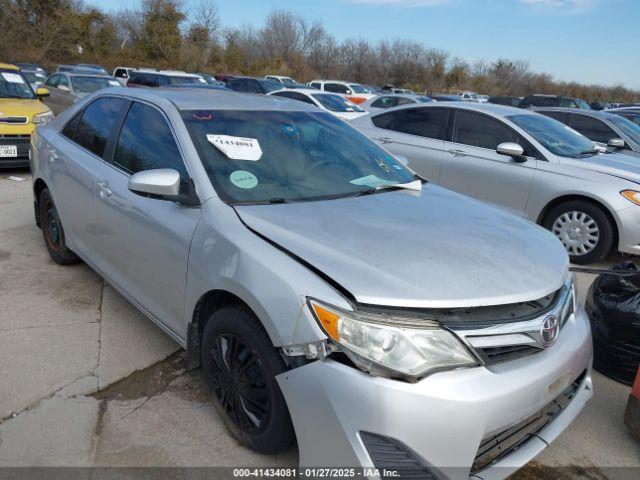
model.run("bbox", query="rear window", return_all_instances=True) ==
[73,97,129,158]
[372,107,450,140]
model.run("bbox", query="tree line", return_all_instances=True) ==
[1,0,638,103]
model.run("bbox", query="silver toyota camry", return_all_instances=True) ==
[351,102,640,264]
[30,88,592,479]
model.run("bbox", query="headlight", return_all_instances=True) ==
[621,190,640,206]
[33,111,54,125]
[308,299,477,379]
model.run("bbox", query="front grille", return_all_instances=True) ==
[361,431,438,478]
[0,116,28,124]
[0,134,31,159]
[472,370,586,473]
[475,344,541,365]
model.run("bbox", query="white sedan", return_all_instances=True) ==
[268,88,368,120]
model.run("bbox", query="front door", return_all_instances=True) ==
[95,101,201,337]
[439,109,537,215]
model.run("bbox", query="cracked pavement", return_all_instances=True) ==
[0,170,637,476]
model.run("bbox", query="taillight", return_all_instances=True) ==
[347,96,366,104]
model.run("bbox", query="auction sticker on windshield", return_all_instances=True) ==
[207,134,262,161]
[1,72,24,84]
[230,170,258,189]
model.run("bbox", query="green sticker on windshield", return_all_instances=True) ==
[229,170,258,189]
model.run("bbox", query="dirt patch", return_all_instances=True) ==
[93,352,187,401]
[0,249,10,261]
[512,462,611,480]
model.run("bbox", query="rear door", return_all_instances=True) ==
[46,96,130,257]
[94,101,200,336]
[366,107,451,181]
[439,109,537,215]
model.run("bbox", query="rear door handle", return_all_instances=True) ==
[448,149,468,157]
[97,180,112,198]
[376,137,393,144]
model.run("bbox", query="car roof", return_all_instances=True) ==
[101,87,319,112]
[532,107,614,118]
[0,62,19,70]
[63,72,115,78]
[276,88,335,95]
[378,101,532,118]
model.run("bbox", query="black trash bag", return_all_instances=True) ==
[586,261,640,386]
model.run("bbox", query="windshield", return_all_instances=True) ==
[349,84,367,94]
[182,110,414,204]
[508,114,597,158]
[608,114,640,146]
[281,77,295,85]
[312,94,365,113]
[258,80,282,93]
[70,76,120,93]
[23,72,46,84]
[0,69,35,99]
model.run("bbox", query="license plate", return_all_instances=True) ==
[0,145,17,158]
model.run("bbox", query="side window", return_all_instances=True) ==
[247,80,263,93]
[452,110,519,150]
[58,75,70,88]
[396,97,415,106]
[45,75,59,87]
[371,97,397,109]
[310,82,321,89]
[569,114,617,143]
[325,83,349,94]
[540,111,569,124]
[290,92,314,104]
[74,97,129,158]
[114,69,128,79]
[113,102,188,179]
[61,111,82,141]
[373,107,450,140]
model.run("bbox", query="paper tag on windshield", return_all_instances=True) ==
[2,72,24,84]
[350,175,395,188]
[207,134,262,161]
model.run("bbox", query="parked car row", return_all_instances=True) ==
[29,86,593,479]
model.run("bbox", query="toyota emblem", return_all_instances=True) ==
[540,315,560,347]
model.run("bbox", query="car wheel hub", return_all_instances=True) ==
[552,211,599,256]
[209,334,270,433]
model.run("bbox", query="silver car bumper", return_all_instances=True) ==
[277,307,593,480]
[616,205,640,254]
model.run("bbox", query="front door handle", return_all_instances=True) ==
[376,137,393,144]
[97,180,112,198]
[448,149,468,157]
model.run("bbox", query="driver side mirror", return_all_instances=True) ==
[35,87,49,98]
[497,142,526,161]
[608,138,626,149]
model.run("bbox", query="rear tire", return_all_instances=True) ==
[543,200,614,264]
[201,306,295,454]
[39,188,80,265]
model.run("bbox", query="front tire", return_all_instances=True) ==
[39,188,80,265]
[543,200,614,264]
[201,306,295,454]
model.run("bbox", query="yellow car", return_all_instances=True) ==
[0,62,53,168]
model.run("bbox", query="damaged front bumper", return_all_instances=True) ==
[277,306,593,480]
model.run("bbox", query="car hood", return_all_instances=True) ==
[235,184,569,309]
[570,152,640,183]
[0,98,49,117]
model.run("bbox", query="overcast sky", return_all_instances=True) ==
[89,0,640,89]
